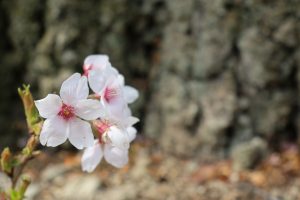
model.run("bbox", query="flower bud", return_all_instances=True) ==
[1,148,12,174]
[18,85,42,135]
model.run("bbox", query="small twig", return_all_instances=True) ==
[0,85,43,199]
[12,139,37,188]
[11,135,40,188]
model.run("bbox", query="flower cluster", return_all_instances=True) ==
[35,55,139,172]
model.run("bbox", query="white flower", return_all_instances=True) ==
[84,54,139,105]
[88,69,139,118]
[81,125,137,172]
[81,106,139,172]
[79,54,140,172]
[35,73,102,149]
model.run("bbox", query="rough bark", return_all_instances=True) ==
[144,0,300,169]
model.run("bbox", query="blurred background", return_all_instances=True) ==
[1,0,300,199]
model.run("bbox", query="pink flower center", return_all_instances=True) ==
[104,87,118,103]
[58,104,75,120]
[94,120,111,144]
[83,64,93,76]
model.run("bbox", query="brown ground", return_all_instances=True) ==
[23,138,300,200]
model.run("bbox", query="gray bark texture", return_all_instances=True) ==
[0,0,299,169]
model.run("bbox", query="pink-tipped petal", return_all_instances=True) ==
[84,55,110,71]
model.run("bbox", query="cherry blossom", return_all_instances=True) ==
[81,122,137,172]
[85,56,139,119]
[34,54,140,172]
[83,54,138,103]
[81,104,138,172]
[92,72,138,106]
[35,73,102,149]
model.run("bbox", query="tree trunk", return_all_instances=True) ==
[144,0,300,169]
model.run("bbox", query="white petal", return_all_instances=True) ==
[75,76,89,100]
[124,116,140,128]
[127,127,137,143]
[104,105,139,129]
[60,73,89,105]
[115,105,132,119]
[81,141,103,173]
[88,69,109,94]
[124,86,139,104]
[105,100,128,120]
[124,106,132,116]
[60,73,80,101]
[39,116,67,147]
[88,68,118,94]
[68,118,94,149]
[104,144,128,168]
[111,66,119,74]
[118,74,125,86]
[107,126,129,150]
[84,55,110,71]
[75,99,103,120]
[35,94,62,118]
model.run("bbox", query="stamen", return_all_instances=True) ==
[104,87,118,103]
[94,120,111,144]
[58,104,75,120]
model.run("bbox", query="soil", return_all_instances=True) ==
[23,137,300,200]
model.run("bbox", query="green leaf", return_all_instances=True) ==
[0,148,12,174]
[9,189,22,200]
